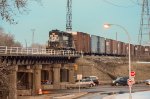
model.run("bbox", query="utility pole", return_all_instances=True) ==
[25,39,27,48]
[138,0,150,45]
[31,29,35,47]
[116,32,118,41]
[66,0,72,32]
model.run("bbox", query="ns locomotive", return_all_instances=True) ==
[47,29,75,50]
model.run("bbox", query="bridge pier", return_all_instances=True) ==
[28,72,33,90]
[69,64,75,83]
[48,68,53,84]
[33,65,42,95]
[8,65,18,99]
[53,64,61,89]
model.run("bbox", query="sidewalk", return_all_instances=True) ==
[18,92,88,99]
[103,91,150,99]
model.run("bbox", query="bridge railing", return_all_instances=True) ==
[0,46,80,56]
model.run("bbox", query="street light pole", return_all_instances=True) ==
[104,23,132,99]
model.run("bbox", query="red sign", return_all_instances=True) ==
[130,71,135,77]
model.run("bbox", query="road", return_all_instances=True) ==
[103,91,150,99]
[53,83,150,99]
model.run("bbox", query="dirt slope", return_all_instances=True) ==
[75,56,150,84]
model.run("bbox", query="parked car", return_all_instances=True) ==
[83,76,99,85]
[75,78,95,87]
[112,77,128,86]
[145,79,150,85]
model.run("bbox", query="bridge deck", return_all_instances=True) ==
[0,46,80,64]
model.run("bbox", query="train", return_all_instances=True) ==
[47,29,150,57]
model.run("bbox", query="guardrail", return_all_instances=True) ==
[0,46,80,56]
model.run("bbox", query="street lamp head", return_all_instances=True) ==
[103,24,112,29]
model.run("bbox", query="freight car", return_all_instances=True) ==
[105,38,113,55]
[105,39,125,56]
[125,44,135,56]
[91,35,105,55]
[47,29,75,50]
[134,45,142,56]
[72,32,91,54]
[117,41,124,56]
[143,46,150,56]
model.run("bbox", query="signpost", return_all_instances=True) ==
[77,74,82,93]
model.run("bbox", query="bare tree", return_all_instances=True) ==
[0,62,12,99]
[0,0,41,24]
[31,43,46,48]
[0,27,22,47]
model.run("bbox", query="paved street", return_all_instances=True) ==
[18,83,150,99]
[78,84,150,99]
[55,83,150,94]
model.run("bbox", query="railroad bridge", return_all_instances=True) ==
[0,46,80,99]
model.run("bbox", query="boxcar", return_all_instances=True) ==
[98,36,105,55]
[91,35,105,55]
[125,44,135,56]
[105,38,113,55]
[91,35,99,54]
[134,45,142,56]
[117,41,123,56]
[72,32,91,53]
[112,40,118,55]
[144,46,150,56]
[121,42,126,56]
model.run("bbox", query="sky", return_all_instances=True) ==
[0,0,147,47]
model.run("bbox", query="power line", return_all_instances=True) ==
[130,0,143,6]
[103,0,135,8]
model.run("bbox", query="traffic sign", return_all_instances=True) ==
[77,74,82,80]
[130,71,136,77]
[128,79,133,86]
[128,78,135,86]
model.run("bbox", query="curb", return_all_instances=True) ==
[52,92,88,99]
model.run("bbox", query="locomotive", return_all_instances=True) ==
[47,29,75,50]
